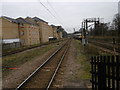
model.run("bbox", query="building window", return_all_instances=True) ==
[20,23,24,26]
[20,31,24,35]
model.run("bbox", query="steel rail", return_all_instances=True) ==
[46,41,70,90]
[15,40,68,90]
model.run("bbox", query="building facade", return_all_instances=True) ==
[57,26,63,40]
[17,18,40,46]
[1,16,65,46]
[1,16,19,39]
[33,17,54,43]
[51,25,59,39]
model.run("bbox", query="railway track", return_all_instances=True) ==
[15,39,70,89]
[89,40,120,54]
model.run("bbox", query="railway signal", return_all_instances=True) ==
[81,18,104,46]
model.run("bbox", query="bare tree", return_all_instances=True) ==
[113,13,120,35]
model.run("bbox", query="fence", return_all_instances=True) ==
[2,42,21,50]
[90,55,120,90]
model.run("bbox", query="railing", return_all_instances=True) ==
[90,55,120,90]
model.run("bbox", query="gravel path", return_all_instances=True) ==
[52,39,91,89]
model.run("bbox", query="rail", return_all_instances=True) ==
[15,40,70,89]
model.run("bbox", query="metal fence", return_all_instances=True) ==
[90,55,120,90]
[2,42,21,50]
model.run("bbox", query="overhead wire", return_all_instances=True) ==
[38,0,71,32]
[38,0,56,18]
[38,0,64,25]
[46,0,72,32]
[46,0,64,23]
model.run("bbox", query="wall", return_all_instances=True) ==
[1,18,19,39]
[58,31,62,40]
[26,24,40,45]
[3,42,21,50]
[38,22,54,43]
[52,26,58,39]
[19,23,40,46]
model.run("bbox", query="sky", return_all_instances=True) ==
[1,0,120,33]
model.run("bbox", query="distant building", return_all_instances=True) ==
[51,25,66,40]
[33,17,54,43]
[57,26,63,39]
[51,25,59,39]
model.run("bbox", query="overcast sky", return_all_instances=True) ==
[1,0,120,33]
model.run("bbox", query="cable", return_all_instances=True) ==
[38,0,56,18]
[38,0,64,25]
[38,0,70,32]
[46,0,72,31]
[46,0,63,22]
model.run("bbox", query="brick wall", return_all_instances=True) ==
[1,18,19,39]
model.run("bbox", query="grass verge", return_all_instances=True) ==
[2,44,56,77]
[74,40,109,79]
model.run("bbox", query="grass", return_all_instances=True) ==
[2,44,56,77]
[3,39,62,54]
[74,40,109,79]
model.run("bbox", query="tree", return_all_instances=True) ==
[112,13,120,43]
[113,13,120,36]
[90,23,108,36]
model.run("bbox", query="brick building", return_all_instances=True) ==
[56,26,63,40]
[33,17,54,43]
[17,17,40,46]
[1,16,65,46]
[0,16,19,40]
[51,25,59,39]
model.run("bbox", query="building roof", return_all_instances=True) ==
[57,26,64,32]
[51,25,57,28]
[25,17,39,26]
[1,16,18,23]
[17,17,38,26]
[16,17,29,24]
[33,17,48,24]
[73,31,82,34]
